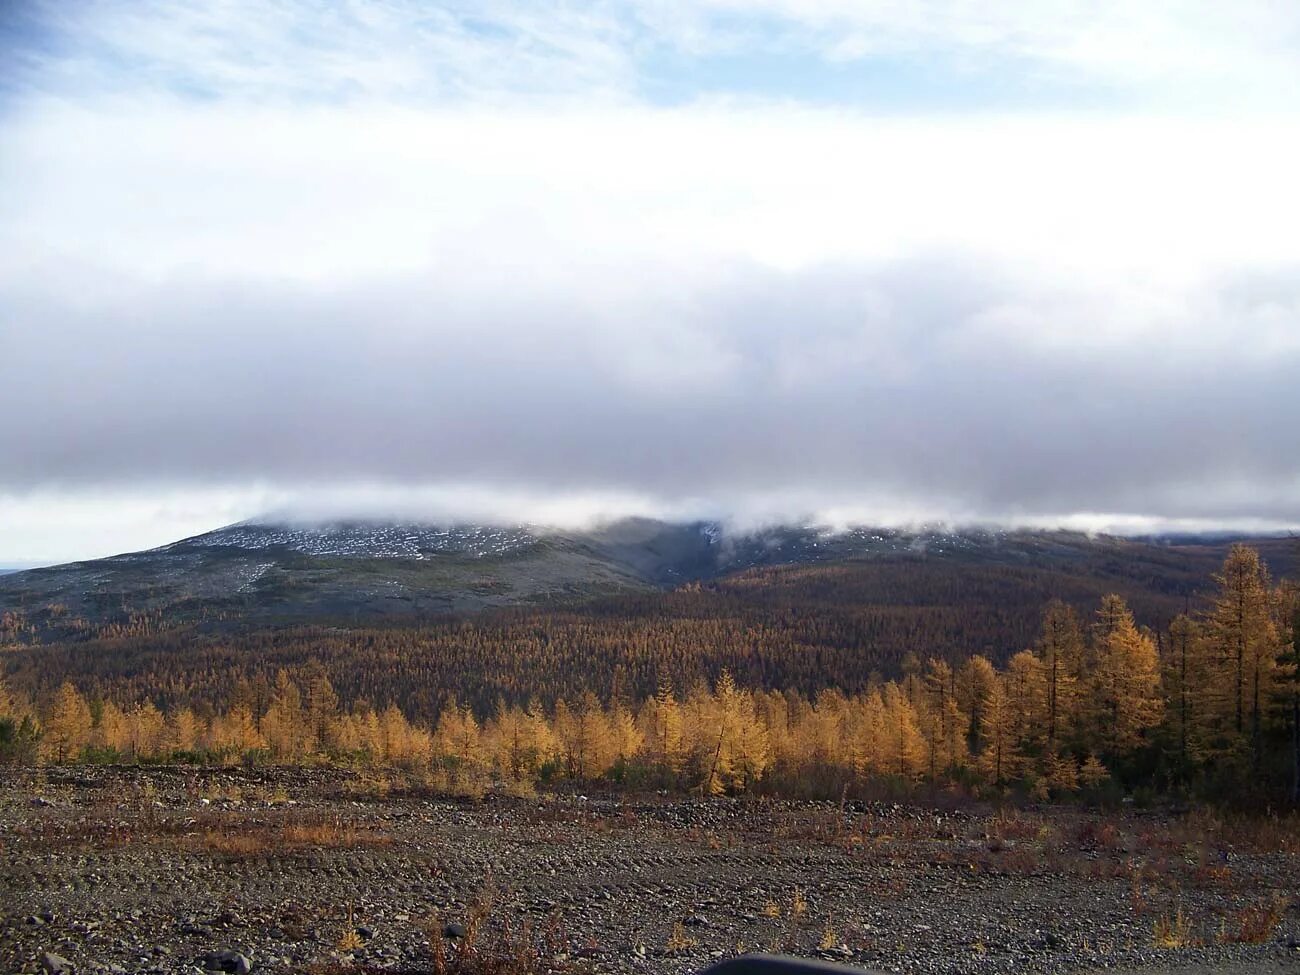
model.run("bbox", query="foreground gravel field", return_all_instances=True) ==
[2,767,1297,975]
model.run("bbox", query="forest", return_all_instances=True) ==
[1,544,1297,803]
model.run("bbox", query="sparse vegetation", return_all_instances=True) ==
[1219,893,1290,944]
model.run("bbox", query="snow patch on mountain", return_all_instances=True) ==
[167,523,539,560]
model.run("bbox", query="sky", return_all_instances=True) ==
[2,1,1300,564]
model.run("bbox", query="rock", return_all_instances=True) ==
[200,950,252,975]
[442,923,467,940]
[818,945,853,960]
[682,914,710,927]
[355,925,375,942]
[42,953,74,975]
[26,915,46,926]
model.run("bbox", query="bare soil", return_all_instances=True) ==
[2,766,1297,975]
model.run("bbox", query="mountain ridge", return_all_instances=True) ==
[1,517,1295,638]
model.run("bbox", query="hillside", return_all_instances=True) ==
[2,520,1294,713]
[3,518,1294,639]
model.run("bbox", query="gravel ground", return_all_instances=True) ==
[2,767,1297,975]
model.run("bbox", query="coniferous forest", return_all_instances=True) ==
[2,543,1296,804]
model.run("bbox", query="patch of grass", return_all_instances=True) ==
[1218,893,1289,944]
[425,876,569,975]
[665,921,697,954]
[790,888,807,922]
[1153,905,1194,948]
[818,920,839,950]
[201,817,391,859]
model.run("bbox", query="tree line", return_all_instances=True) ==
[2,544,1296,802]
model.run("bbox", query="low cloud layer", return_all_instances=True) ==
[5,212,1300,531]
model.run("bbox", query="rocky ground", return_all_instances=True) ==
[2,766,1297,975]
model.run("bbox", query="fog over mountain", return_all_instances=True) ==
[2,2,1299,563]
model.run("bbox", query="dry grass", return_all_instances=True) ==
[664,922,697,953]
[818,920,839,950]
[790,888,808,922]
[1153,905,1195,948]
[424,875,569,975]
[1218,893,1290,944]
[200,817,391,859]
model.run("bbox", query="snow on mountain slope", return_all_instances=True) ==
[162,522,540,560]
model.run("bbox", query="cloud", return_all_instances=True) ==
[2,104,1300,542]
[3,4,1300,561]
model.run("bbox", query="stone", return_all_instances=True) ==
[42,953,74,975]
[442,922,467,940]
[200,950,252,975]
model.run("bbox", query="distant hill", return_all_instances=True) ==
[0,517,1294,642]
[3,519,1296,709]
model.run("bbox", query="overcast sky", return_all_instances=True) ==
[3,1,1300,564]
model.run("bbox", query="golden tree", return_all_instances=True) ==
[923,659,968,774]
[1206,545,1280,765]
[639,679,686,775]
[209,703,265,755]
[880,682,926,780]
[977,674,1021,786]
[164,706,203,754]
[1034,600,1084,748]
[94,700,130,754]
[128,701,166,758]
[262,670,308,761]
[306,670,341,754]
[959,655,998,756]
[1086,595,1163,758]
[43,682,92,762]
[1005,650,1043,751]
[434,698,484,773]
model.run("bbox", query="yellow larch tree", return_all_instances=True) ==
[1206,544,1280,767]
[1087,594,1163,758]
[164,706,203,754]
[94,700,130,754]
[977,673,1021,787]
[880,682,926,779]
[1034,600,1084,749]
[639,678,686,775]
[43,682,93,762]
[127,701,166,759]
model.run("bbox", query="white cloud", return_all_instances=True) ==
[4,3,1300,560]
[4,104,1299,285]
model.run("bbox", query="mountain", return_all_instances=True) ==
[1,517,1295,638]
